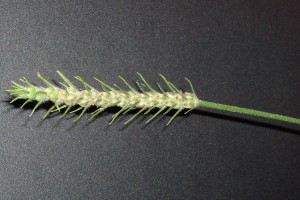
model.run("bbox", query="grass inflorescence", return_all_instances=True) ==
[7,71,300,127]
[7,71,200,125]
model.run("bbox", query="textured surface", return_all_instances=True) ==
[1,0,300,199]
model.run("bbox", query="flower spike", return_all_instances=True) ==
[8,70,300,127]
[7,71,199,125]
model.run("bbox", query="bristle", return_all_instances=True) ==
[137,72,157,93]
[57,71,76,89]
[43,106,55,119]
[146,106,166,124]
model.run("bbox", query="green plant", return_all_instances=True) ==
[6,71,300,126]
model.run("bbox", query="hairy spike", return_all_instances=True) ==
[9,71,300,127]
[7,72,201,126]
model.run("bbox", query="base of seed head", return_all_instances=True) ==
[7,71,200,126]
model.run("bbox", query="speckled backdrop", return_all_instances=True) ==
[0,1,299,199]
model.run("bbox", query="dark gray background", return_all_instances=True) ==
[0,0,299,199]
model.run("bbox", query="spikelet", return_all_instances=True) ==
[7,71,200,125]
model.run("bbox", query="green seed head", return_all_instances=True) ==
[7,71,200,125]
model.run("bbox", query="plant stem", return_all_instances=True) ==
[198,100,300,125]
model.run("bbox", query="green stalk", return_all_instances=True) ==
[198,100,300,125]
